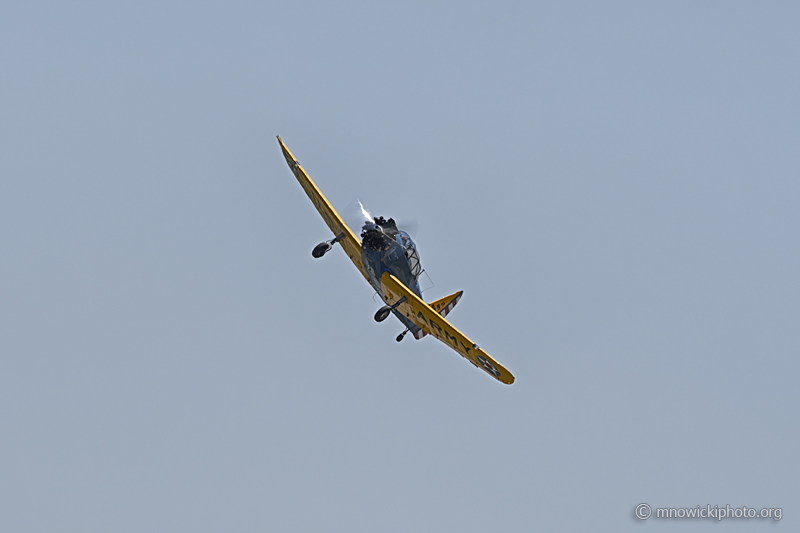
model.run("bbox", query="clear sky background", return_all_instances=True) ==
[1,2,798,531]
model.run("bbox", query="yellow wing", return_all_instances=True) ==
[277,136,368,281]
[380,272,515,384]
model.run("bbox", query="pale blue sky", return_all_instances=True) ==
[1,2,798,531]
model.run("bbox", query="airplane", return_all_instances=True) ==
[277,136,514,384]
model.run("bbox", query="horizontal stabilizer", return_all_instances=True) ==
[413,291,463,340]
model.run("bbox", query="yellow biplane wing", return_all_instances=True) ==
[277,136,368,281]
[380,272,515,384]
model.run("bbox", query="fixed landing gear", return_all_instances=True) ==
[396,329,409,342]
[374,306,391,322]
[311,233,345,258]
[312,242,332,258]
[374,296,408,324]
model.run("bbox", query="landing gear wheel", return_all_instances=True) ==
[396,333,405,342]
[374,306,391,323]
[312,242,333,258]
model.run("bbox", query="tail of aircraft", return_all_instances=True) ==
[413,290,464,340]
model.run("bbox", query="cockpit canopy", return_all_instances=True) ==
[399,232,422,280]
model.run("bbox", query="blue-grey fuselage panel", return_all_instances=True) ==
[361,231,423,333]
